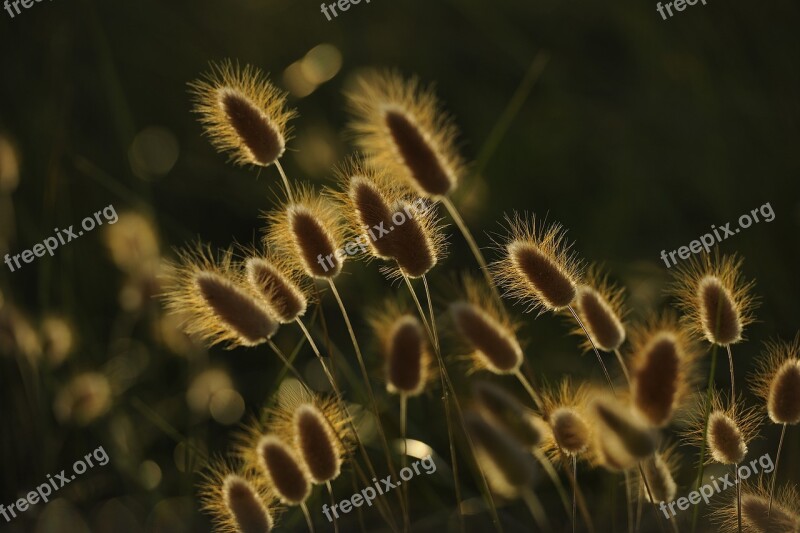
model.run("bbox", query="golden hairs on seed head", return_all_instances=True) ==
[449,277,524,375]
[198,460,277,533]
[590,395,657,462]
[370,306,433,397]
[346,70,464,198]
[257,435,311,505]
[384,198,445,279]
[463,410,538,498]
[751,335,800,426]
[712,482,800,533]
[629,314,698,428]
[472,381,547,448]
[640,446,679,504]
[244,253,308,324]
[669,253,758,346]
[492,213,583,314]
[162,244,279,348]
[190,60,295,168]
[684,391,761,466]
[569,265,627,352]
[265,185,346,279]
[541,380,593,459]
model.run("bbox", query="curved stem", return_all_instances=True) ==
[568,305,615,394]
[274,160,295,203]
[441,197,503,307]
[401,273,466,532]
[300,502,316,533]
[533,448,572,519]
[768,423,787,526]
[572,456,577,533]
[422,275,439,351]
[327,279,407,520]
[400,394,409,531]
[266,339,312,394]
[513,369,543,410]
[521,488,551,532]
[691,344,719,533]
[736,464,742,533]
[726,344,735,404]
[624,470,634,533]
[326,481,339,533]
[613,348,632,386]
[638,463,667,533]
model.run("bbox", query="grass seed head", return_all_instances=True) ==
[294,404,343,484]
[752,336,800,425]
[591,395,657,460]
[713,482,800,533]
[569,265,627,352]
[641,447,679,503]
[244,254,308,324]
[450,300,523,375]
[258,435,311,505]
[541,380,594,459]
[198,460,277,533]
[190,60,295,168]
[472,381,547,448]
[346,70,463,198]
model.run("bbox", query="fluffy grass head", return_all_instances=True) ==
[463,410,538,498]
[257,435,311,505]
[669,253,758,346]
[162,243,279,348]
[370,305,433,396]
[639,445,679,503]
[265,185,346,279]
[628,314,698,427]
[568,265,627,352]
[190,60,295,168]
[472,380,548,448]
[449,277,523,375]
[346,70,463,198]
[541,380,594,460]
[198,460,278,533]
[384,198,446,279]
[713,481,800,533]
[244,251,308,324]
[684,391,761,465]
[491,213,583,314]
[751,335,800,425]
[590,395,658,464]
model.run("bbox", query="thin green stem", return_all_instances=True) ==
[638,463,667,533]
[736,464,742,533]
[327,279,408,522]
[691,344,719,533]
[513,369,543,410]
[726,344,736,404]
[400,394,409,531]
[624,470,634,533]
[422,275,439,351]
[266,339,312,394]
[300,502,316,533]
[614,348,632,386]
[521,488,551,532]
[532,448,572,519]
[572,456,577,533]
[326,481,339,533]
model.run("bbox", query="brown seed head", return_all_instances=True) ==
[450,301,523,375]
[570,266,627,352]
[245,256,308,323]
[190,60,294,168]
[463,411,537,497]
[591,396,657,460]
[294,404,342,484]
[346,70,463,198]
[386,199,442,278]
[198,461,277,533]
[384,315,430,396]
[223,475,274,533]
[713,482,800,533]
[258,435,311,505]
[669,253,757,346]
[265,187,346,279]
[541,380,594,460]
[752,336,800,425]
[492,214,583,314]
[683,391,761,466]
[707,410,748,465]
[641,449,678,503]
[162,244,279,348]
[550,407,591,456]
[473,381,546,447]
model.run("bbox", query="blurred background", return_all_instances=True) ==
[1,0,799,531]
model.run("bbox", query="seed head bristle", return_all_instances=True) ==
[684,391,761,465]
[591,396,657,460]
[712,482,800,533]
[265,185,346,279]
[450,287,523,375]
[162,244,279,348]
[346,70,463,198]
[669,253,758,346]
[198,459,277,533]
[541,380,594,460]
[491,213,583,314]
[190,60,295,168]
[640,446,679,503]
[294,404,343,484]
[472,381,547,448]
[629,315,698,427]
[258,435,311,505]
[384,199,444,278]
[751,335,800,425]
[244,253,308,324]
[463,410,537,498]
[568,265,627,352]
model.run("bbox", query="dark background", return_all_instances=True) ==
[1,0,798,531]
